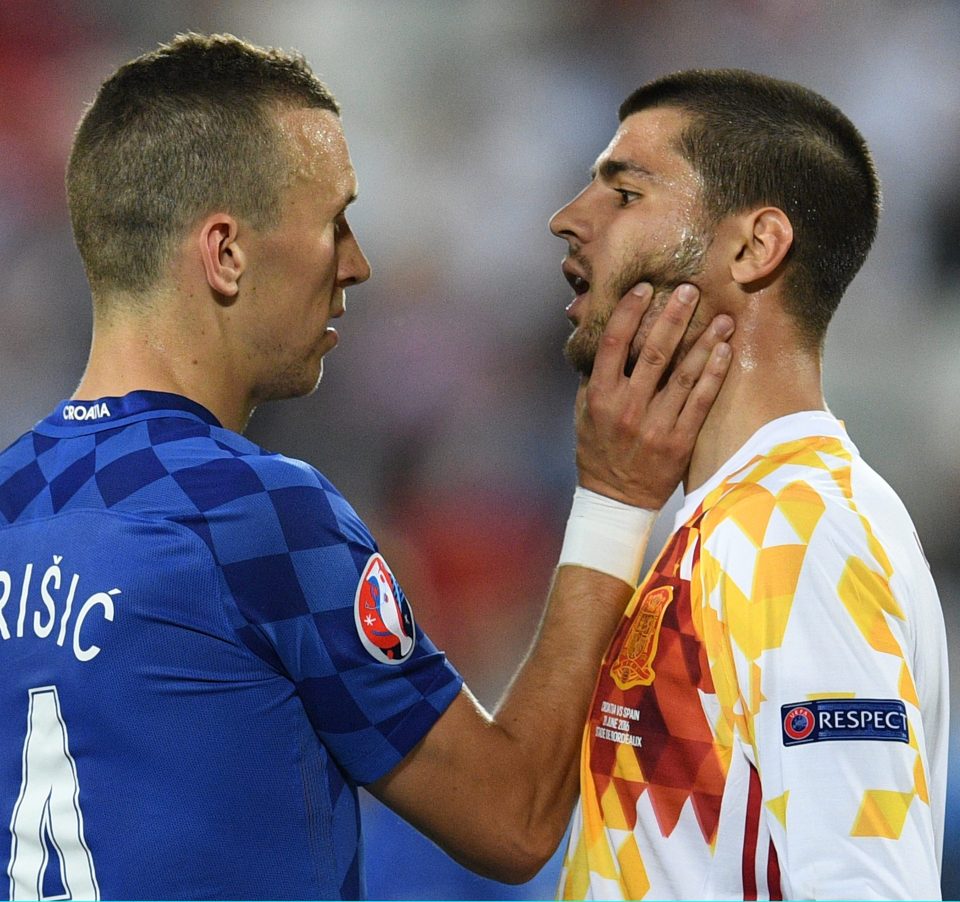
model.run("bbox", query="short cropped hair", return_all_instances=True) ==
[619,69,880,345]
[66,33,339,299]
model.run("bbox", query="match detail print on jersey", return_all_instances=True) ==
[354,553,416,664]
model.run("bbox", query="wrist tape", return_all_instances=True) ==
[558,486,656,587]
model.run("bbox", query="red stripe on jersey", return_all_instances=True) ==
[742,765,762,901]
[767,838,782,900]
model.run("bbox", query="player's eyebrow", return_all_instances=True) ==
[590,159,655,182]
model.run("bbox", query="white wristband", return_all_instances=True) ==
[558,487,657,587]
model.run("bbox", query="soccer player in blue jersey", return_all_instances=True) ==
[0,34,734,900]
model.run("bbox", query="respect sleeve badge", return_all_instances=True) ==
[781,699,909,747]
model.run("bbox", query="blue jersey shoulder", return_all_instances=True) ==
[0,402,462,900]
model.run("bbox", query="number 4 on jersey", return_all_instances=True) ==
[8,687,98,901]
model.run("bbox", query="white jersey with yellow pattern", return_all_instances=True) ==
[560,411,947,901]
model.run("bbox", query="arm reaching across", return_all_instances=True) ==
[369,283,734,882]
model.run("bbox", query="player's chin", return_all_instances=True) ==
[563,330,595,378]
[306,362,325,394]
[303,339,338,392]
[262,359,327,402]
[306,354,332,394]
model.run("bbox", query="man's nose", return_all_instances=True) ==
[339,232,372,287]
[549,187,591,242]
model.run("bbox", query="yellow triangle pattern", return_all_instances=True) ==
[566,762,622,896]
[741,442,831,486]
[749,660,764,720]
[864,516,895,579]
[615,735,645,783]
[616,834,651,900]
[837,557,905,656]
[599,776,633,832]
[765,790,789,829]
[560,833,593,900]
[565,730,624,895]
[914,755,930,805]
[723,485,777,549]
[850,789,915,839]
[751,544,805,628]
[898,662,920,708]
[721,545,800,664]
[696,589,737,749]
[699,544,724,598]
[740,457,787,486]
[908,720,919,752]
[830,465,854,500]
[775,480,826,543]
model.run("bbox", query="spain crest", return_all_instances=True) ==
[610,585,674,690]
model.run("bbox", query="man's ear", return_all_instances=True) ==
[199,214,246,298]
[729,207,793,286]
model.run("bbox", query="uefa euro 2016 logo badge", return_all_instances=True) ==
[354,553,416,665]
[783,706,816,742]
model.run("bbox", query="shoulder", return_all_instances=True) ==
[698,431,869,551]
[148,422,360,529]
[163,438,380,625]
[163,430,377,567]
[695,436,925,613]
[227,443,374,549]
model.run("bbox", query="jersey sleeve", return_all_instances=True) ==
[698,481,941,900]
[203,455,463,786]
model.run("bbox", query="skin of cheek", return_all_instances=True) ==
[609,230,712,360]
[564,229,711,379]
[564,172,712,376]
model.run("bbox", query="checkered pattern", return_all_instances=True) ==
[0,391,461,900]
[560,412,947,900]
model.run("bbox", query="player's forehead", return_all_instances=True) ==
[278,106,357,204]
[592,106,695,186]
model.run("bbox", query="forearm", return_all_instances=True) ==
[488,564,635,854]
[369,563,638,884]
[472,488,659,867]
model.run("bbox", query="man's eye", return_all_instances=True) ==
[615,188,639,206]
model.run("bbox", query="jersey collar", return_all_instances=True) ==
[674,410,850,529]
[36,391,223,436]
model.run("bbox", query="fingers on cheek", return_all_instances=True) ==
[639,344,668,368]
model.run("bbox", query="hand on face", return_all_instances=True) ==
[574,282,734,509]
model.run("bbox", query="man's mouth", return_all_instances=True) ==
[561,259,591,298]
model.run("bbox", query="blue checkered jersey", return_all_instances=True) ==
[0,391,462,901]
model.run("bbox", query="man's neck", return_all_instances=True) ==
[685,339,825,494]
[74,315,253,433]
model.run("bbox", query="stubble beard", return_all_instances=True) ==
[252,332,332,406]
[564,229,711,378]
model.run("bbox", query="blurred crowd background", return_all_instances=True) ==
[2,0,958,897]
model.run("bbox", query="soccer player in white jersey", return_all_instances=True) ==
[551,69,948,900]
[0,35,735,900]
